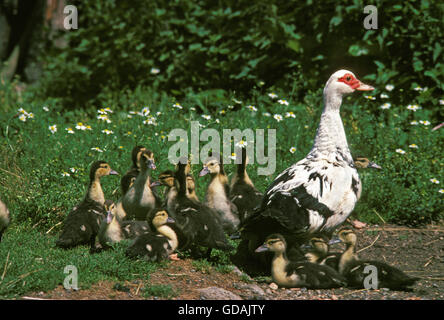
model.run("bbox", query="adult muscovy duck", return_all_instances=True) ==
[239,70,374,253]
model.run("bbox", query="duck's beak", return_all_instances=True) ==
[255,244,269,253]
[199,167,210,177]
[328,237,342,245]
[167,217,175,224]
[355,81,374,91]
[150,181,161,187]
[109,169,119,175]
[367,161,382,170]
[300,243,312,249]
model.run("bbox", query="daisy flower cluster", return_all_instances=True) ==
[17,108,34,122]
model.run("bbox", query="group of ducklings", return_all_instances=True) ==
[0,146,417,292]
[54,145,260,262]
[256,228,418,290]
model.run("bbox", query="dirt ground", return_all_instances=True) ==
[22,224,444,300]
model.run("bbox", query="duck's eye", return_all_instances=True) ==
[346,76,351,81]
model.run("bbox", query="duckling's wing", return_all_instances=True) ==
[121,221,151,239]
[125,233,171,262]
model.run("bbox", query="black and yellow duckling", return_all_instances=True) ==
[56,161,118,250]
[229,147,263,223]
[200,153,240,235]
[172,158,233,254]
[151,170,199,215]
[349,157,382,229]
[255,234,346,289]
[120,146,148,195]
[125,209,179,262]
[303,235,342,271]
[338,227,419,290]
[0,198,10,242]
[122,149,160,220]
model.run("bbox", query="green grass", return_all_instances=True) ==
[141,283,178,299]
[0,224,158,298]
[0,79,442,297]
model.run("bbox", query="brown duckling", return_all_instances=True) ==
[200,153,240,235]
[99,200,152,249]
[173,158,233,254]
[56,161,118,250]
[120,146,148,195]
[255,234,346,289]
[230,147,263,223]
[0,198,10,242]
[303,235,342,270]
[338,227,419,290]
[125,209,179,262]
[349,157,382,229]
[122,149,160,220]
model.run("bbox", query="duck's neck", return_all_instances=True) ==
[209,173,230,197]
[87,177,105,205]
[339,242,357,274]
[156,225,178,251]
[309,91,352,163]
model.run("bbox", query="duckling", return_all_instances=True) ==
[200,153,240,235]
[338,227,419,290]
[56,161,118,250]
[120,146,148,195]
[122,149,160,220]
[125,209,179,262]
[349,156,382,229]
[99,201,153,248]
[173,158,233,253]
[230,147,263,223]
[255,234,346,289]
[0,198,10,242]
[303,235,342,270]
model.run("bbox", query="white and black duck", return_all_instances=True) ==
[239,70,374,254]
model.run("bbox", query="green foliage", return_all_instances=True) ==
[37,0,443,110]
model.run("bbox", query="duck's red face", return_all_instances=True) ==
[338,73,374,91]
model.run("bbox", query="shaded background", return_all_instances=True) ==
[0,0,443,113]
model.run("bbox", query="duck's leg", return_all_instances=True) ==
[169,253,181,261]
[347,218,367,229]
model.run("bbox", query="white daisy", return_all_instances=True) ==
[285,111,296,118]
[172,103,183,109]
[201,114,211,120]
[91,147,104,153]
[380,103,391,109]
[150,68,160,74]
[410,120,418,125]
[395,148,406,154]
[43,106,49,112]
[49,125,57,134]
[19,114,27,122]
[419,120,431,126]
[263,112,271,117]
[408,144,418,149]
[407,104,421,111]
[289,147,296,154]
[268,93,278,99]
[102,129,114,135]
[61,172,70,177]
[278,99,289,106]
[364,95,376,100]
[65,127,75,134]
[247,105,257,112]
[235,140,248,148]
[430,178,439,184]
[385,84,395,91]
[380,93,389,99]
[273,114,283,122]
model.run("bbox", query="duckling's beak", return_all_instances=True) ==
[199,167,210,177]
[167,217,175,224]
[300,243,312,249]
[109,169,119,175]
[367,161,382,170]
[355,81,374,91]
[255,244,269,253]
[147,160,156,170]
[106,211,113,224]
[328,237,342,245]
[150,181,161,187]
[230,232,241,240]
